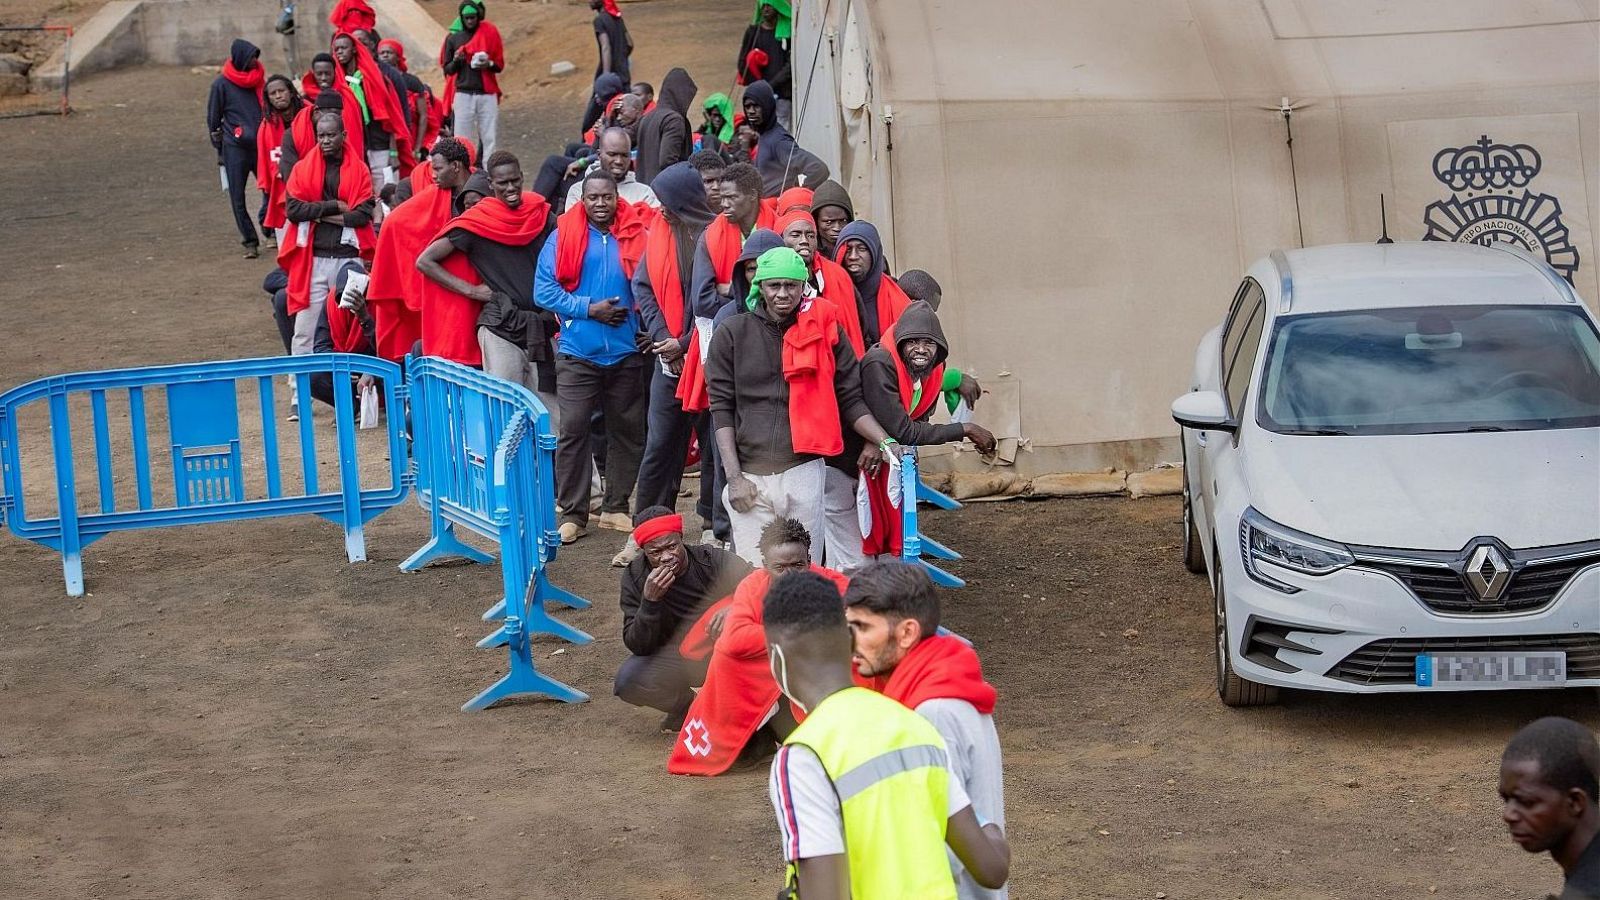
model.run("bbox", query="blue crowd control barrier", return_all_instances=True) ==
[900,449,965,589]
[917,476,963,511]
[0,355,409,596]
[400,357,590,708]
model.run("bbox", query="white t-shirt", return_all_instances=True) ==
[564,166,661,211]
[767,742,970,862]
[917,699,1008,900]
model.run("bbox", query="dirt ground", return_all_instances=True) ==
[1,2,1597,898]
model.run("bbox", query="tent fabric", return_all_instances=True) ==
[792,0,1599,471]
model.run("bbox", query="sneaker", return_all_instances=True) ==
[610,537,639,568]
[595,511,632,532]
[287,402,299,422]
[699,529,716,546]
[263,234,277,250]
[243,244,260,259]
[558,521,586,544]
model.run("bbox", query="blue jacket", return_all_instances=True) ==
[534,222,640,367]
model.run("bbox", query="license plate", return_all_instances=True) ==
[1415,652,1566,688]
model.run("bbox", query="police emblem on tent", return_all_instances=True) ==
[1422,135,1580,284]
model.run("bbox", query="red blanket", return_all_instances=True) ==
[294,76,368,162]
[644,214,710,413]
[553,199,651,290]
[704,214,743,284]
[420,195,549,365]
[439,20,505,113]
[328,0,376,32]
[368,181,454,360]
[866,634,997,715]
[336,31,417,174]
[669,565,849,776]
[812,254,860,353]
[783,298,846,456]
[257,111,293,229]
[277,149,375,316]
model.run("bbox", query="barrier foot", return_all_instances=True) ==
[344,524,367,563]
[919,559,966,589]
[539,578,591,611]
[917,478,962,511]
[476,625,510,650]
[63,552,84,598]
[481,598,506,622]
[462,665,589,711]
[920,535,962,561]
[399,524,494,572]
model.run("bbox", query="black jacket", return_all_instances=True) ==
[859,301,965,447]
[737,25,790,98]
[620,545,750,656]
[206,39,264,148]
[634,68,696,185]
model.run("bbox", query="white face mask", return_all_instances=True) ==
[768,643,808,714]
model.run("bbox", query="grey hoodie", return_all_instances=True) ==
[859,301,965,446]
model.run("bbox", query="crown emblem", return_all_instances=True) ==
[1431,135,1542,192]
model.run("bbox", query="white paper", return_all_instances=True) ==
[340,270,370,310]
[693,316,714,361]
[856,474,874,537]
[359,384,380,430]
[885,450,903,509]
[950,398,973,424]
[383,166,397,186]
[219,166,229,192]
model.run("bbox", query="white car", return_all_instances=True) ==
[1172,241,1600,706]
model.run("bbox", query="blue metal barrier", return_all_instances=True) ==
[900,449,965,589]
[400,356,590,708]
[0,355,409,596]
[917,477,963,511]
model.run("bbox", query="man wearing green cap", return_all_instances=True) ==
[737,0,792,129]
[706,246,900,565]
[441,1,505,159]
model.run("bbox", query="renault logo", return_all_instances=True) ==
[1464,544,1511,602]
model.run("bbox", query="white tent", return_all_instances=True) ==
[792,0,1599,476]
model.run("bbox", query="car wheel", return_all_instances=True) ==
[1214,569,1280,707]
[1181,486,1207,574]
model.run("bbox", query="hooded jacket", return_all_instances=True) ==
[634,68,697,185]
[835,219,912,351]
[744,81,828,195]
[206,40,265,148]
[860,301,964,447]
[809,180,855,253]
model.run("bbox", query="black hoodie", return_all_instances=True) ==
[859,301,965,446]
[206,39,264,148]
[634,67,697,185]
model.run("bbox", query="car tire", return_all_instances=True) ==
[1214,569,1280,707]
[1181,487,1207,574]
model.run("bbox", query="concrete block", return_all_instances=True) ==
[0,73,28,96]
[1029,471,1127,498]
[946,472,1025,500]
[550,60,577,76]
[1127,467,1184,499]
[32,0,142,91]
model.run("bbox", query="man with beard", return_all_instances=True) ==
[565,127,660,211]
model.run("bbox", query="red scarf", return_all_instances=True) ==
[669,565,850,776]
[420,195,550,366]
[335,31,417,173]
[602,0,622,15]
[812,254,861,354]
[704,214,744,284]
[873,275,914,347]
[222,60,265,113]
[553,200,650,291]
[644,215,710,412]
[871,634,997,715]
[367,181,454,360]
[294,77,368,161]
[439,20,506,112]
[756,197,778,231]
[256,108,294,229]
[782,298,845,456]
[277,149,376,315]
[861,320,945,556]
[328,0,376,32]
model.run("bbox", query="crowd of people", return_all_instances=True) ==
[201,2,1600,898]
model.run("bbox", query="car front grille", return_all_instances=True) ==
[1326,634,1600,686]
[1357,549,1600,615]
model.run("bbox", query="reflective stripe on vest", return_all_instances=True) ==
[784,687,957,900]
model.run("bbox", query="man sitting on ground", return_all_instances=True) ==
[1501,717,1600,899]
[668,518,847,776]
[617,507,751,731]
[846,560,1008,900]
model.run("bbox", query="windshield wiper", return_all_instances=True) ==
[1279,428,1351,436]
[1464,425,1509,432]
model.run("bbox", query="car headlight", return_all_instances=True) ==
[1238,507,1354,593]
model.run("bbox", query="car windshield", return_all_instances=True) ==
[1257,305,1600,435]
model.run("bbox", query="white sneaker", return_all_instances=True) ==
[611,537,639,567]
[287,402,299,422]
[558,522,586,544]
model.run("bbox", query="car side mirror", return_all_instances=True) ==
[1172,390,1236,432]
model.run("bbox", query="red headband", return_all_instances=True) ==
[633,514,684,547]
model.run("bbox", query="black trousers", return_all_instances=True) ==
[555,354,647,527]
[614,647,708,715]
[634,365,720,529]
[221,141,261,248]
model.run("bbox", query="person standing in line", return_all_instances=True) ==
[763,571,1011,900]
[207,39,267,258]
[589,0,632,86]
[331,30,415,207]
[737,0,792,129]
[634,68,697,185]
[256,73,303,249]
[1501,717,1600,899]
[440,1,505,160]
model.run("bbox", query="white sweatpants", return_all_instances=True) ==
[822,465,867,574]
[723,458,826,567]
[288,255,345,408]
[453,92,499,160]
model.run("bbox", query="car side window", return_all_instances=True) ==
[1218,280,1254,381]
[1223,287,1266,416]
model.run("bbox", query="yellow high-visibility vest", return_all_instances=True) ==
[784,687,957,900]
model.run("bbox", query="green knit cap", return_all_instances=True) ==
[745,247,809,310]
